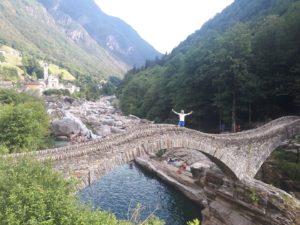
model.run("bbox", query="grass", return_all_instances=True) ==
[47,63,75,81]
[0,45,22,66]
[0,45,25,80]
[0,45,76,82]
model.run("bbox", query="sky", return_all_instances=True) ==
[95,0,234,53]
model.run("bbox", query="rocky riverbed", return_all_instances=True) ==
[44,95,300,224]
[45,95,152,143]
[135,149,300,225]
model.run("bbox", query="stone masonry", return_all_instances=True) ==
[4,116,300,188]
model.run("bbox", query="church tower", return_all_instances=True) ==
[44,63,49,81]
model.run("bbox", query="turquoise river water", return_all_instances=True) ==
[79,163,202,225]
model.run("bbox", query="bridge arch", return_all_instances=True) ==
[4,116,300,187]
[121,135,239,179]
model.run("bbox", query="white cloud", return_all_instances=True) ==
[95,0,234,53]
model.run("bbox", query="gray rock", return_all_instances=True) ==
[64,96,75,104]
[111,126,125,134]
[94,125,111,136]
[85,115,99,125]
[51,118,81,137]
[101,119,115,126]
[114,121,123,126]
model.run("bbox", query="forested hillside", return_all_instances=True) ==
[118,0,300,132]
[0,0,129,79]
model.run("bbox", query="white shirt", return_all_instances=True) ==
[178,113,188,122]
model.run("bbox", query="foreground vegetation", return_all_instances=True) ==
[0,89,50,154]
[118,0,300,132]
[0,158,164,225]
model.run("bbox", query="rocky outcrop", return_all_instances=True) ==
[46,95,153,143]
[135,156,207,207]
[135,149,300,225]
[200,171,300,225]
[51,118,82,137]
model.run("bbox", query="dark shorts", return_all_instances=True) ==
[178,121,185,127]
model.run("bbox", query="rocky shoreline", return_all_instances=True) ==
[44,95,300,224]
[45,95,152,144]
[135,149,300,225]
[135,156,207,207]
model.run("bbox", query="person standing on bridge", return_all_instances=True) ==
[172,109,193,127]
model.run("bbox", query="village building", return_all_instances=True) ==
[25,63,79,94]
[24,81,45,93]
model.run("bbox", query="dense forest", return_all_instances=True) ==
[118,0,300,132]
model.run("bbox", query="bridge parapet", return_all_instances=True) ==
[2,116,300,182]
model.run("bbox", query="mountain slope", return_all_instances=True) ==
[118,0,300,132]
[38,0,162,67]
[0,0,129,78]
[172,0,297,55]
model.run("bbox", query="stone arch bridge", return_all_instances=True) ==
[6,116,300,187]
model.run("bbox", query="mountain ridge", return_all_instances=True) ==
[38,0,162,67]
[0,0,161,80]
[0,0,129,78]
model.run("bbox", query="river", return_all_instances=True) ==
[78,163,202,225]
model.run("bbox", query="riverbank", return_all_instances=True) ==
[43,95,300,224]
[135,156,207,207]
[45,95,152,144]
[135,149,300,225]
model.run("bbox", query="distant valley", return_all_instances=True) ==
[0,0,161,80]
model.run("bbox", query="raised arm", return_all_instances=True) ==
[186,110,193,116]
[172,109,179,115]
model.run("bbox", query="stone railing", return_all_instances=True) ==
[3,116,300,183]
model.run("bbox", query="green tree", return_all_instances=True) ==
[0,89,36,104]
[210,24,254,131]
[77,75,102,101]
[0,89,50,153]
[118,0,300,132]
[22,55,44,78]
[0,52,5,62]
[0,102,50,153]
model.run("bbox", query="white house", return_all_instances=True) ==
[25,63,80,94]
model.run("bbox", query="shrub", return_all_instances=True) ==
[0,89,50,153]
[0,52,5,62]
[0,158,164,225]
[43,89,70,96]
[187,219,201,225]
[0,89,37,105]
[0,67,18,81]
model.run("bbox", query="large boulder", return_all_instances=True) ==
[101,118,115,126]
[51,118,81,137]
[94,125,111,137]
[114,120,123,127]
[111,126,125,134]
